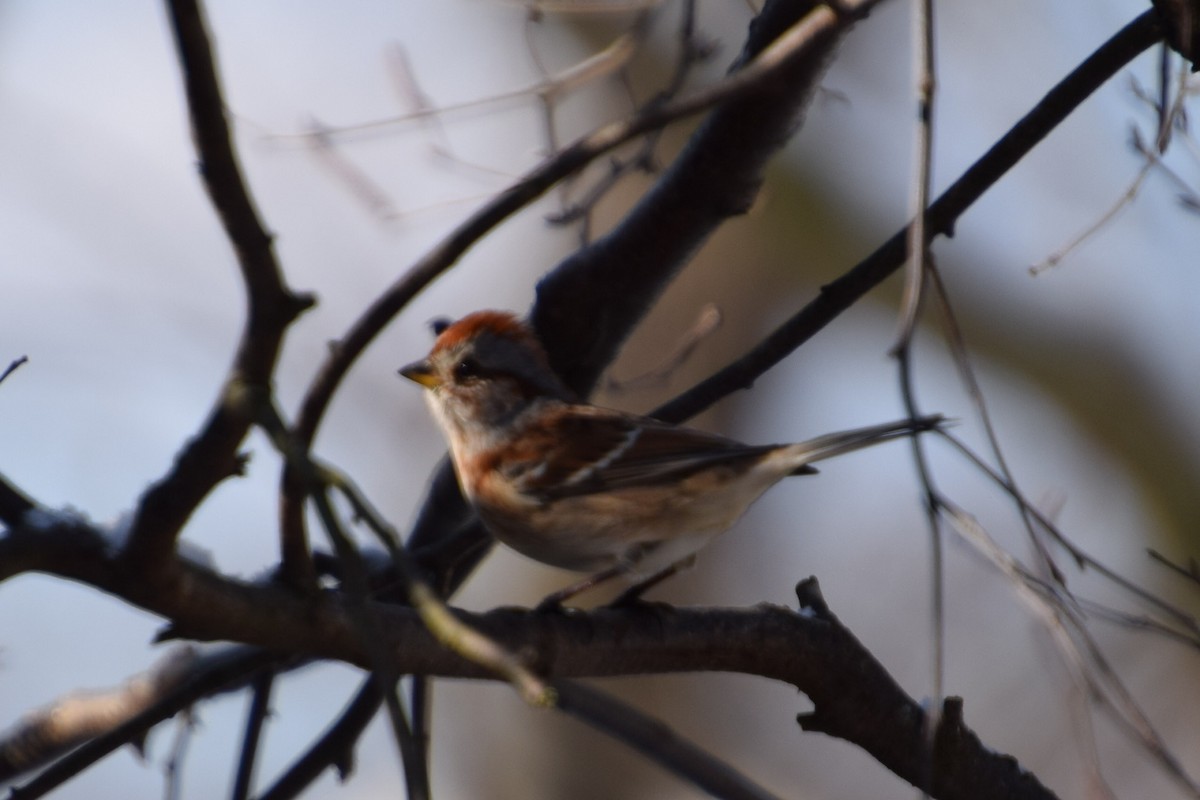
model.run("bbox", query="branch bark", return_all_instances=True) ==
[1,519,1057,800]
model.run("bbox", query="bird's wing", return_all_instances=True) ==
[506,405,785,501]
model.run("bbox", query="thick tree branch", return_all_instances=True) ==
[1,518,1056,800]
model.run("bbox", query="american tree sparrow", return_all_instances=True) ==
[401,310,937,606]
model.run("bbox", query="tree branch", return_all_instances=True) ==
[1,517,1056,800]
[121,0,311,572]
[0,648,198,783]
[552,680,784,800]
[1,646,277,798]
[654,8,1164,425]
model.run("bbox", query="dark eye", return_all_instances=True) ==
[454,358,483,381]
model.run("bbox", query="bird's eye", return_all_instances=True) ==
[454,358,483,381]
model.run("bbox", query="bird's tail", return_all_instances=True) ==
[781,414,943,475]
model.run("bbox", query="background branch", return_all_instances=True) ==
[654,8,1164,425]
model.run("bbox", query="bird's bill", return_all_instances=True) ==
[399,360,441,388]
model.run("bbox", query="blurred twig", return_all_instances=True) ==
[0,356,27,386]
[553,681,784,800]
[1149,548,1200,586]
[604,303,722,391]
[256,681,383,800]
[890,3,943,791]
[230,669,274,800]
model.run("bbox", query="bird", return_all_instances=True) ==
[400,310,938,607]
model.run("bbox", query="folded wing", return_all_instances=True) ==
[510,406,795,501]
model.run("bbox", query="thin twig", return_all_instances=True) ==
[309,488,432,800]
[163,709,196,800]
[0,356,27,385]
[230,669,275,800]
[604,303,722,391]
[937,431,1200,644]
[1032,60,1194,274]
[271,14,648,149]
[1148,548,1200,586]
[890,4,942,791]
[926,267,1063,583]
[1029,155,1153,275]
[553,681,784,800]
[255,681,383,800]
[893,0,936,351]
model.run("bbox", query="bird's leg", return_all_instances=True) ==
[608,556,695,607]
[536,564,625,611]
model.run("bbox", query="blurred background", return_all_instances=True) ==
[2,1,1198,797]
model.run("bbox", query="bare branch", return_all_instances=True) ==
[1,514,1056,799]
[122,0,312,572]
[0,648,198,783]
[552,681,784,800]
[256,681,382,800]
[891,2,943,786]
[653,9,1163,426]
[230,670,274,800]
[1,646,277,797]
[0,356,27,386]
